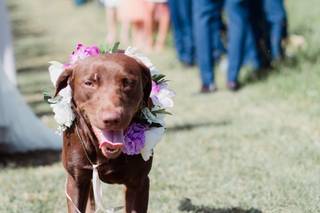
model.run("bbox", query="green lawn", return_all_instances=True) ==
[1,0,319,212]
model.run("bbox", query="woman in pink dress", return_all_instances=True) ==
[118,0,153,50]
[146,0,170,51]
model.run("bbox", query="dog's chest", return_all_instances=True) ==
[97,154,152,185]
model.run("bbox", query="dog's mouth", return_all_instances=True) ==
[92,127,124,159]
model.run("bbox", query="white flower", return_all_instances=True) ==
[48,61,64,85]
[124,47,175,113]
[151,85,175,109]
[48,61,75,132]
[124,47,160,76]
[51,87,74,125]
[141,127,165,161]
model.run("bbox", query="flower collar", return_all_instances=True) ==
[45,43,174,161]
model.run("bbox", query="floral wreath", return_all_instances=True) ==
[45,43,174,161]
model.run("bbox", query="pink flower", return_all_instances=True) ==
[151,81,161,96]
[68,43,100,65]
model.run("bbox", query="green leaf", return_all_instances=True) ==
[99,44,109,54]
[152,109,172,115]
[152,74,168,84]
[110,41,120,53]
[152,74,165,81]
[43,91,52,103]
[150,122,163,128]
[43,91,62,104]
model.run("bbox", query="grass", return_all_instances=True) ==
[1,0,320,212]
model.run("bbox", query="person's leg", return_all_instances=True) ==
[193,0,216,90]
[243,0,265,69]
[211,0,226,62]
[262,0,286,60]
[132,22,147,50]
[154,3,170,51]
[118,1,131,47]
[105,7,117,44]
[180,0,194,65]
[168,0,194,65]
[143,2,154,52]
[225,0,251,86]
[242,20,262,70]
[74,0,86,6]
[120,20,130,47]
[167,0,183,57]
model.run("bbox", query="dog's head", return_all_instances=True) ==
[55,53,152,158]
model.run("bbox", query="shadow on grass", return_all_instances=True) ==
[167,120,231,133]
[8,0,46,40]
[28,99,47,107]
[17,64,49,74]
[0,149,61,168]
[241,56,298,87]
[11,18,45,39]
[19,87,48,96]
[35,110,53,117]
[242,45,320,87]
[179,198,262,213]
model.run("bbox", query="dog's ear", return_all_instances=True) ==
[139,63,152,106]
[54,67,73,97]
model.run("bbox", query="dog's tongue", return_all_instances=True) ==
[93,127,124,149]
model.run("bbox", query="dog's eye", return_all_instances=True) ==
[122,78,136,89]
[84,80,94,87]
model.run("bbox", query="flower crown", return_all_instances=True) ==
[45,43,174,161]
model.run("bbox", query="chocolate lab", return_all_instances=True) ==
[55,53,153,213]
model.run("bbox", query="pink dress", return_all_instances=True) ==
[118,0,150,23]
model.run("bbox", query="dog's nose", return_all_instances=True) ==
[102,112,121,126]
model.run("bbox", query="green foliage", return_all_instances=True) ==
[99,43,109,54]
[43,91,62,104]
[99,42,120,54]
[152,109,172,115]
[152,74,167,84]
[110,41,120,53]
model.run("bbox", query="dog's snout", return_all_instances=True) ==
[102,111,121,126]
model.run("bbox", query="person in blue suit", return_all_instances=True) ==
[262,0,287,61]
[225,0,262,90]
[211,1,226,62]
[168,0,194,66]
[192,0,225,93]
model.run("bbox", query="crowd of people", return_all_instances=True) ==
[100,0,170,52]
[96,0,288,93]
[169,0,287,93]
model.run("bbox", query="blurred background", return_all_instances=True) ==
[0,0,319,212]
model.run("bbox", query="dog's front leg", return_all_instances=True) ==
[66,174,92,213]
[85,183,95,213]
[125,177,150,213]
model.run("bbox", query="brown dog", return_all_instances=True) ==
[55,53,153,213]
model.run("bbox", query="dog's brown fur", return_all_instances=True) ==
[55,53,153,213]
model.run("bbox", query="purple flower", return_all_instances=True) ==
[123,123,146,155]
[68,43,100,65]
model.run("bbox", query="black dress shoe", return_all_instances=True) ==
[200,85,217,94]
[181,61,195,68]
[227,81,241,91]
